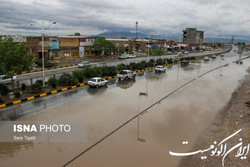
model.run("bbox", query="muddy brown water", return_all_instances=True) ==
[0,51,249,167]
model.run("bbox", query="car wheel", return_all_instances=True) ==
[105,83,107,87]
[118,78,121,81]
[125,76,128,80]
[133,75,135,79]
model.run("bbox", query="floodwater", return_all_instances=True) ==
[0,48,249,167]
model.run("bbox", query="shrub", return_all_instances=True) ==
[101,66,117,77]
[146,62,154,67]
[116,64,126,72]
[14,91,21,98]
[129,62,137,70]
[35,80,43,86]
[0,83,9,95]
[166,58,173,64]
[58,74,77,86]
[31,82,42,93]
[35,60,57,68]
[150,59,155,63]
[156,59,164,65]
[0,95,4,103]
[82,67,102,78]
[47,77,58,88]
[73,70,84,83]
[21,83,26,90]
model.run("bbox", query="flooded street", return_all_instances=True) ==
[0,49,249,167]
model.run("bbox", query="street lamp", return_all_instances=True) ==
[31,21,56,86]
[147,32,157,60]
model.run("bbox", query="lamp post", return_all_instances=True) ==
[31,21,56,86]
[147,32,157,60]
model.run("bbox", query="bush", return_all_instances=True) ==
[21,83,26,90]
[0,83,9,95]
[166,58,173,64]
[36,80,43,86]
[31,82,42,93]
[116,64,126,72]
[156,59,164,65]
[129,62,137,70]
[47,77,58,88]
[150,59,155,63]
[35,60,57,68]
[14,91,21,98]
[58,74,77,86]
[146,62,154,67]
[101,66,117,77]
[73,70,84,83]
[82,67,102,78]
[0,95,4,103]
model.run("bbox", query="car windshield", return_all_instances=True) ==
[2,75,11,79]
[81,62,89,64]
[119,71,127,74]
[90,79,96,82]
[157,66,163,68]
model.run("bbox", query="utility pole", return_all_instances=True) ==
[136,21,138,39]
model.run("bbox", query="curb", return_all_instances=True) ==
[14,63,78,75]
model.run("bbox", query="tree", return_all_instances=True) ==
[93,37,116,56]
[116,44,125,55]
[0,38,34,90]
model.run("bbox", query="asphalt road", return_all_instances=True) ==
[16,47,231,85]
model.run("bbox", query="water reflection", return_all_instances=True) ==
[0,142,34,159]
[116,79,136,89]
[146,72,166,81]
[87,86,108,95]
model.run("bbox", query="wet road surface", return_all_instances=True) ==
[0,48,249,167]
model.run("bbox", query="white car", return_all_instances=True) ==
[117,70,136,80]
[0,75,16,84]
[155,66,166,72]
[118,53,129,59]
[127,54,136,58]
[204,56,209,61]
[87,77,108,88]
[78,61,90,68]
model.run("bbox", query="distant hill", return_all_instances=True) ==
[97,32,178,40]
[97,32,250,44]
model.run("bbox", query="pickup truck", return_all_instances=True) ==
[117,70,136,80]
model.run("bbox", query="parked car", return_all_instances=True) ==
[181,60,189,65]
[78,61,90,68]
[97,62,107,67]
[0,75,16,84]
[127,54,136,58]
[212,55,217,59]
[117,70,136,80]
[204,56,209,61]
[155,66,166,72]
[118,53,129,59]
[87,77,108,88]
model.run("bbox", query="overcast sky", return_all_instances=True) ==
[0,0,250,38]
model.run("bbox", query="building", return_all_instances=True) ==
[183,28,204,44]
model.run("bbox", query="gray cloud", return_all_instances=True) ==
[0,0,250,38]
